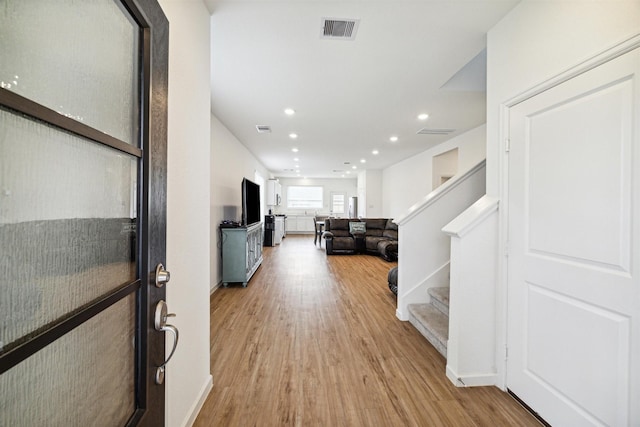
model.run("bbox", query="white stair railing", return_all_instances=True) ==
[394,160,486,321]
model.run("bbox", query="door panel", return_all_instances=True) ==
[507,48,639,426]
[525,77,632,270]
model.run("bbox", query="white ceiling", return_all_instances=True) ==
[207,0,519,179]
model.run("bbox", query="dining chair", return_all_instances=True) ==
[314,215,328,246]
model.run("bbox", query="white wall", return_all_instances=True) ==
[382,124,486,219]
[486,1,640,197]
[357,172,366,217]
[210,114,270,289]
[357,170,383,218]
[272,177,357,216]
[158,0,213,426]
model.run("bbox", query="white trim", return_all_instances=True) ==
[446,365,497,388]
[394,160,486,225]
[180,374,213,427]
[396,308,408,321]
[210,280,223,294]
[442,195,499,238]
[496,103,511,391]
[396,261,450,321]
[506,33,640,108]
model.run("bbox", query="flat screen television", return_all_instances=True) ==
[242,178,261,226]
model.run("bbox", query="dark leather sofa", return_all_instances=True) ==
[323,218,398,261]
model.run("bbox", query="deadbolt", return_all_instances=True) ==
[154,263,171,288]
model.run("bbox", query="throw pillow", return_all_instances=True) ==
[349,221,366,234]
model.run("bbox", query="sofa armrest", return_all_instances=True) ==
[323,231,335,254]
[377,240,398,261]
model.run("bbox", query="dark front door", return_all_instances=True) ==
[0,0,169,425]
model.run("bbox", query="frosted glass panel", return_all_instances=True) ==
[0,108,137,350]
[0,294,136,427]
[0,0,139,145]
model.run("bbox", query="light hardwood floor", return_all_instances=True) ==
[194,235,540,426]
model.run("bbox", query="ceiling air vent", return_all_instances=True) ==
[417,128,456,135]
[321,18,360,40]
[256,125,271,133]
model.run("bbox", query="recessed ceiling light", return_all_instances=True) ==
[389,136,398,142]
[346,171,351,174]
[294,158,299,162]
[289,133,298,139]
[418,113,429,120]
[372,149,379,155]
[352,165,357,170]
[360,159,366,163]
[341,174,345,178]
[292,147,299,153]
[284,108,295,115]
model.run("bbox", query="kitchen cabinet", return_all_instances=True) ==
[266,179,282,206]
[285,215,314,233]
[221,222,263,287]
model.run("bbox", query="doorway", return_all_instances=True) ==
[432,148,458,190]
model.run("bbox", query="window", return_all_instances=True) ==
[287,186,323,209]
[331,192,345,215]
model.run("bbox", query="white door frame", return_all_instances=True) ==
[496,33,640,391]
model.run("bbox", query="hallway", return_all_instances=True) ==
[194,235,540,426]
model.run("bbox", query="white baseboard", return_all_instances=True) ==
[397,261,450,319]
[396,308,408,321]
[181,374,213,427]
[446,365,497,388]
[210,281,223,294]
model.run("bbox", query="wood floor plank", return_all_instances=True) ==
[194,235,540,426]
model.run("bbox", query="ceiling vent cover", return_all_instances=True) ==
[417,128,456,135]
[256,125,271,133]
[321,18,360,40]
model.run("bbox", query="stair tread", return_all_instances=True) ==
[428,286,450,307]
[407,303,448,358]
[428,286,450,316]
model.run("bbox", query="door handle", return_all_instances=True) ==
[154,300,179,385]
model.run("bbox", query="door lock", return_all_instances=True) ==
[154,263,171,288]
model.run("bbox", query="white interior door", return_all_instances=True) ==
[507,47,640,426]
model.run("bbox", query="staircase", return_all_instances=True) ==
[408,287,450,358]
